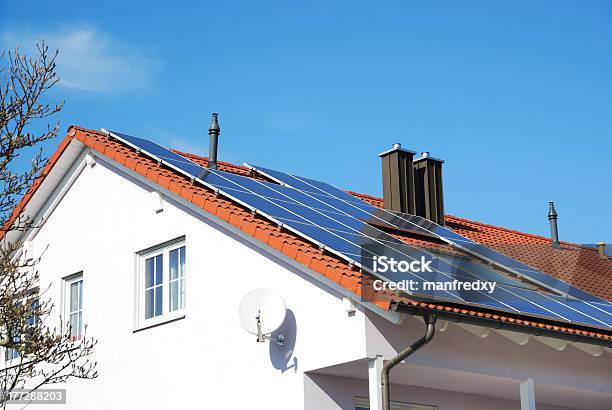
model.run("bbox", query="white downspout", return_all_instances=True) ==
[520,378,536,410]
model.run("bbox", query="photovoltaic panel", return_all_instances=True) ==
[104,131,612,331]
[207,174,612,328]
[247,163,608,304]
[106,130,205,176]
[430,252,536,290]
[252,165,369,205]
[590,301,612,316]
[198,169,611,325]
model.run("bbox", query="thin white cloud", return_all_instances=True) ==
[1,26,162,93]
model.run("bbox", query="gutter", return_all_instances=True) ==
[396,304,612,348]
[381,313,437,410]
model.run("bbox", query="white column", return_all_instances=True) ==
[520,378,536,410]
[368,355,383,410]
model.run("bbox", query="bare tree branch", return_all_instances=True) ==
[0,42,96,409]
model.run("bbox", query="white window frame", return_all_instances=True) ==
[134,237,186,331]
[63,273,84,341]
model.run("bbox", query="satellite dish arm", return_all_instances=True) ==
[256,310,264,343]
[254,309,285,346]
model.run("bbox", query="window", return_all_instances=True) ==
[355,397,436,410]
[65,274,84,340]
[136,238,186,329]
[5,325,20,361]
[5,298,39,361]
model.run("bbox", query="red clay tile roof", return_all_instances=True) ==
[3,126,611,343]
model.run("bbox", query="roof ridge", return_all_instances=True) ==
[68,125,107,136]
[67,129,606,253]
[348,194,591,251]
[444,214,596,252]
[169,149,251,171]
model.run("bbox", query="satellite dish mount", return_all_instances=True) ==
[255,309,285,346]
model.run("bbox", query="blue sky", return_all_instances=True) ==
[1,1,610,244]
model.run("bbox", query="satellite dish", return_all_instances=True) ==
[239,289,286,345]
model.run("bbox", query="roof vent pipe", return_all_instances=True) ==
[548,201,560,249]
[208,113,220,170]
[596,242,606,259]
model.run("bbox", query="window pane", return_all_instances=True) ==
[28,299,39,327]
[170,281,178,311]
[145,288,154,319]
[154,286,163,316]
[155,255,163,285]
[179,246,185,277]
[78,280,83,310]
[179,278,185,309]
[145,257,154,288]
[70,312,79,338]
[77,311,83,338]
[7,347,19,360]
[70,281,80,312]
[170,248,178,280]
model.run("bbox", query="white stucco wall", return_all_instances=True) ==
[10,151,369,409]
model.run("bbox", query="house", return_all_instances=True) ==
[2,119,611,410]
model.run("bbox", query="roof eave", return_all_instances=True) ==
[396,303,612,347]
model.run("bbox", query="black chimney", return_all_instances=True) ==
[548,201,560,248]
[413,152,445,226]
[208,113,220,169]
[379,143,417,214]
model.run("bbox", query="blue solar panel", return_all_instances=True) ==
[198,170,612,329]
[108,130,203,174]
[589,301,612,317]
[106,131,612,331]
[247,164,608,304]
[431,253,535,290]
[252,165,366,204]
[497,286,612,328]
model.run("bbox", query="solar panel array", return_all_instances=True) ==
[249,165,606,303]
[105,130,612,331]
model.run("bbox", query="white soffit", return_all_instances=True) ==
[445,321,610,357]
[571,342,605,357]
[456,323,491,338]
[495,329,530,345]
[4,138,85,245]
[534,336,567,351]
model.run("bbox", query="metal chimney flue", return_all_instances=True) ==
[208,113,220,170]
[413,152,445,226]
[379,143,417,215]
[548,201,560,249]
